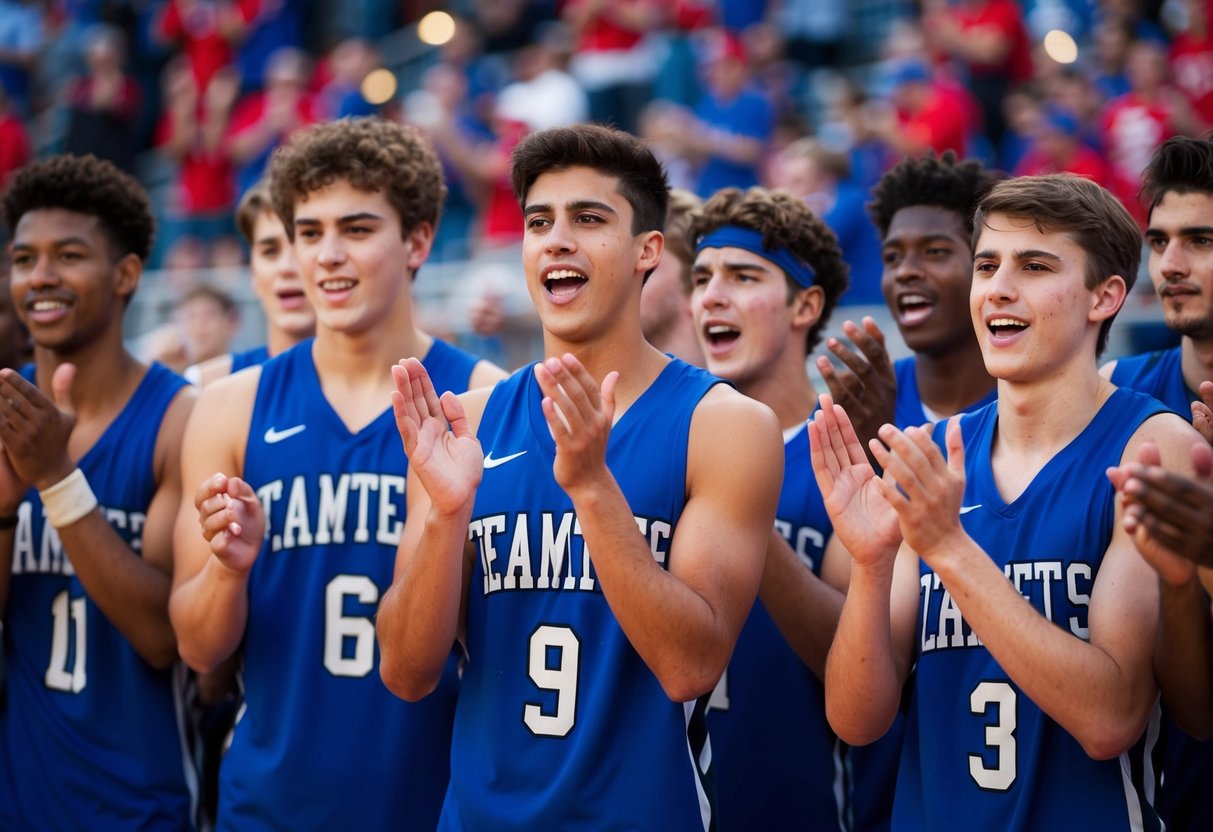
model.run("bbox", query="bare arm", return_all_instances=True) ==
[377,360,487,700]
[169,371,260,672]
[537,356,782,701]
[759,532,848,680]
[0,366,194,669]
[877,417,1196,759]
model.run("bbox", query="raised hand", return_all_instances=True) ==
[808,394,901,565]
[0,364,78,491]
[1192,381,1213,446]
[533,354,616,495]
[870,418,967,564]
[1111,440,1213,583]
[815,317,897,453]
[196,473,265,573]
[391,358,482,515]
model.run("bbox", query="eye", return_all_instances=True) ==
[296,228,320,241]
[575,213,603,224]
[1194,236,1212,247]
[973,261,996,274]
[926,246,951,257]
[1147,237,1167,251]
[526,216,551,230]
[691,272,710,288]
[882,251,901,266]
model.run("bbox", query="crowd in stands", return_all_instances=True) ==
[0,0,1208,313]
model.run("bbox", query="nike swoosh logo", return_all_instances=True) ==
[264,425,307,444]
[959,504,983,514]
[483,450,527,469]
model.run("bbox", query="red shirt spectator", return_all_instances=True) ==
[1170,21,1213,127]
[157,0,259,91]
[0,109,29,191]
[1101,92,1171,225]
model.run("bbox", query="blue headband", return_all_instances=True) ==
[695,226,816,288]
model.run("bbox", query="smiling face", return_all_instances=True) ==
[691,245,818,390]
[9,208,136,353]
[970,213,1122,382]
[250,209,314,340]
[881,205,976,358]
[291,179,431,336]
[1146,190,1213,341]
[521,165,661,345]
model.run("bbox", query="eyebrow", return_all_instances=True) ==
[11,236,92,251]
[692,258,775,274]
[523,199,618,217]
[293,212,385,226]
[883,233,961,247]
[1145,225,1213,238]
[973,248,1063,262]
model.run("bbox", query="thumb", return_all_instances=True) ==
[945,416,965,477]
[601,371,619,423]
[51,363,77,418]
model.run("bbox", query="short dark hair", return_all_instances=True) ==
[1140,133,1213,219]
[689,186,849,353]
[974,174,1141,356]
[236,178,274,244]
[868,151,1000,240]
[666,189,702,293]
[510,124,669,235]
[181,282,239,317]
[2,154,154,262]
[269,117,446,241]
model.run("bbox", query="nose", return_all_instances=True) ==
[316,231,345,269]
[26,254,57,289]
[543,216,577,256]
[979,262,1017,304]
[1157,239,1188,279]
[891,250,922,283]
[695,270,730,310]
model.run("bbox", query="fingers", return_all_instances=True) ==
[944,416,965,476]
[1134,440,1162,468]
[818,354,865,406]
[856,317,894,375]
[534,355,606,430]
[1193,401,1213,446]
[440,391,472,439]
[1192,441,1213,481]
[826,336,872,379]
[195,472,228,511]
[51,363,76,418]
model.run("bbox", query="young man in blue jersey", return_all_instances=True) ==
[169,117,504,831]
[0,155,197,829]
[377,123,783,829]
[816,173,1202,830]
[640,188,704,366]
[688,185,856,829]
[187,178,316,386]
[817,152,999,444]
[1100,133,1213,831]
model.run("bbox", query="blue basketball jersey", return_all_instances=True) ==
[445,359,721,830]
[893,356,997,429]
[707,422,846,830]
[221,337,478,831]
[1110,347,1196,413]
[895,389,1168,831]
[1108,344,1212,832]
[228,345,270,374]
[0,363,193,831]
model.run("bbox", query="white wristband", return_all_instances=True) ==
[39,468,98,529]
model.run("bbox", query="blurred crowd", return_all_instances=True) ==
[0,0,1209,352]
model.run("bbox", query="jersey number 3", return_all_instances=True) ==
[525,625,580,737]
[970,680,1017,791]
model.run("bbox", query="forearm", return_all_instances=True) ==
[571,477,740,702]
[377,506,471,701]
[932,540,1156,758]
[759,532,843,680]
[169,554,250,672]
[57,512,178,668]
[1155,578,1213,738]
[825,559,903,744]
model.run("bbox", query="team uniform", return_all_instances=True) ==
[1110,346,1212,832]
[229,345,270,374]
[897,389,1168,831]
[0,363,193,830]
[219,337,478,831]
[893,356,998,428]
[707,421,844,830]
[448,359,721,830]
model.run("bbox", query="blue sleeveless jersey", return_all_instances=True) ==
[895,389,1168,831]
[228,345,270,374]
[446,359,721,830]
[893,356,997,429]
[1110,347,1196,414]
[222,337,478,831]
[1109,344,1212,832]
[707,422,847,830]
[0,363,193,830]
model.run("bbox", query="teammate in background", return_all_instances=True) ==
[377,124,783,829]
[188,179,316,386]
[0,155,196,829]
[689,186,853,828]
[817,173,1199,830]
[169,117,503,831]
[817,152,999,447]
[640,188,704,366]
[1100,133,1213,831]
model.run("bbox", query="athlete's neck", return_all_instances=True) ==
[266,325,308,359]
[35,331,145,428]
[915,342,995,418]
[994,368,1114,466]
[740,358,816,432]
[647,316,704,368]
[1180,335,1213,395]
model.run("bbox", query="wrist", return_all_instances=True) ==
[38,468,98,529]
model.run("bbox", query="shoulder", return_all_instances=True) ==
[689,384,781,457]
[469,359,509,389]
[456,382,501,437]
[1124,408,1203,470]
[187,366,262,448]
[188,353,235,388]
